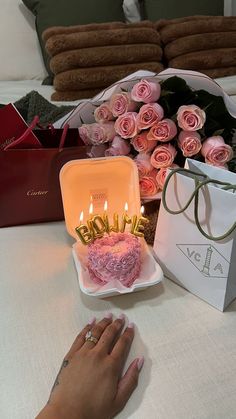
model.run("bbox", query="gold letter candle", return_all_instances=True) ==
[75,225,93,244]
[133,206,149,237]
[109,213,119,233]
[91,215,107,238]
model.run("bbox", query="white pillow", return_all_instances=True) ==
[123,0,142,22]
[0,0,47,80]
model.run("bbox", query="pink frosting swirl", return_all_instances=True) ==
[147,118,177,142]
[131,79,161,103]
[87,233,141,287]
[114,112,138,139]
[178,130,202,157]
[201,136,233,166]
[151,143,177,169]
[137,103,164,130]
[110,92,138,117]
[131,131,158,153]
[177,105,206,131]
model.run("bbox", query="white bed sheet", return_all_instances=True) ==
[0,79,83,107]
[0,77,236,109]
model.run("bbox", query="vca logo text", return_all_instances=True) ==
[176,244,229,278]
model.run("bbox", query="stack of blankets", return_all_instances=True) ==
[43,16,236,101]
[43,21,164,101]
[158,16,236,79]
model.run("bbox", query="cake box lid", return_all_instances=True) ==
[59,156,141,240]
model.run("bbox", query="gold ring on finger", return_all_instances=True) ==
[85,330,99,345]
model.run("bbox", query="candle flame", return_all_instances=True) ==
[89,202,93,215]
[124,202,128,212]
[104,200,108,212]
[141,205,145,215]
[79,211,84,223]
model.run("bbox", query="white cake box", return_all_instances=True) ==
[59,156,163,297]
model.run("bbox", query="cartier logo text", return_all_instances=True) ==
[27,189,48,196]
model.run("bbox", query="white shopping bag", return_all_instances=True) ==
[153,159,236,311]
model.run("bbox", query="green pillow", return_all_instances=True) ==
[22,0,125,84]
[142,0,224,20]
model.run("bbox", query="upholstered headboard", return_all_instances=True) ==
[139,0,224,20]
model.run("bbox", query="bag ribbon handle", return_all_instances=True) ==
[162,167,236,241]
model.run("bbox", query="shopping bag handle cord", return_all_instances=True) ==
[162,167,236,241]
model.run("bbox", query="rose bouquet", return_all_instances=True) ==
[78,75,236,200]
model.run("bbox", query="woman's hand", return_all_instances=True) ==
[36,313,144,419]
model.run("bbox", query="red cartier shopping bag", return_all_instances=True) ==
[0,104,91,227]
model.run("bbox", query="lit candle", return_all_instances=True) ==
[102,200,110,233]
[87,202,95,239]
[120,202,132,233]
[133,205,149,237]
[80,210,84,225]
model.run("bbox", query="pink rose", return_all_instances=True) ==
[156,164,179,190]
[87,144,107,158]
[134,153,153,176]
[90,122,116,144]
[137,103,164,130]
[178,130,202,157]
[131,131,157,153]
[131,79,161,103]
[105,135,131,156]
[139,169,159,197]
[147,118,177,142]
[114,112,138,139]
[78,124,92,145]
[177,105,206,131]
[201,136,233,165]
[151,143,177,168]
[94,103,114,122]
[110,92,138,117]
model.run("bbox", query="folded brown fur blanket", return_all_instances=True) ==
[51,88,103,101]
[165,32,236,60]
[50,44,162,74]
[43,21,163,101]
[43,20,157,42]
[199,66,236,79]
[160,16,236,79]
[54,62,164,92]
[46,27,161,57]
[170,48,236,70]
[160,16,236,44]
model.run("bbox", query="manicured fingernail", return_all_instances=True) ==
[88,316,96,325]
[137,356,144,371]
[104,312,113,320]
[127,322,135,329]
[118,313,125,321]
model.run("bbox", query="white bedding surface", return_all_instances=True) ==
[0,76,236,109]
[0,79,83,107]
